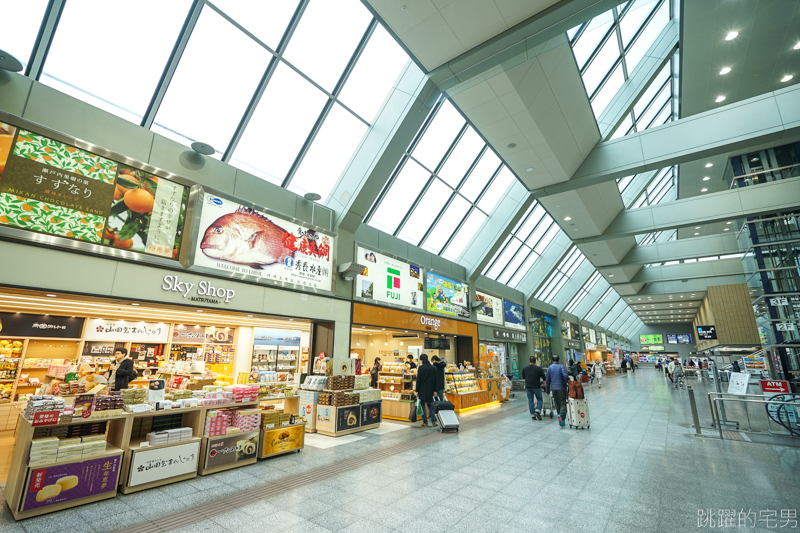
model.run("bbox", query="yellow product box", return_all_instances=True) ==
[225,427,241,435]
[81,434,106,443]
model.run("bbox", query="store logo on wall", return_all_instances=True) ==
[386,267,401,301]
[161,275,235,303]
[207,196,224,206]
[420,316,441,330]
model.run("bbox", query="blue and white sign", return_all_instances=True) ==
[503,300,526,331]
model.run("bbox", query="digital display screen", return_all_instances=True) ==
[696,326,717,340]
[424,338,451,350]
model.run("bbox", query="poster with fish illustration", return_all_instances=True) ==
[193,193,334,292]
[503,300,526,331]
[355,246,424,310]
[425,272,469,318]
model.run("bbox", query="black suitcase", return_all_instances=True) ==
[431,400,454,415]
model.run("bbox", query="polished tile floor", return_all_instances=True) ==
[1,368,798,533]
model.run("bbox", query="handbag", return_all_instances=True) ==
[409,400,418,423]
[416,399,424,417]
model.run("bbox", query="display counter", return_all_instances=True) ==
[478,378,509,403]
[259,423,305,459]
[4,414,127,520]
[445,390,490,411]
[381,397,414,421]
[315,401,381,437]
[197,401,260,476]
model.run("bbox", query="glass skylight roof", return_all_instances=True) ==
[15,0,409,203]
[565,271,603,314]
[482,202,560,287]
[585,287,615,320]
[367,97,517,261]
[631,166,677,208]
[535,246,587,304]
[568,0,674,120]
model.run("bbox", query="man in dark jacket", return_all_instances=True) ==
[431,355,447,402]
[521,356,546,420]
[108,348,136,391]
[415,354,438,427]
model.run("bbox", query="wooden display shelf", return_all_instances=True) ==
[260,395,299,415]
[445,390,490,412]
[198,430,259,475]
[381,397,414,421]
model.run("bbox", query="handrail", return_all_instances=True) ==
[708,392,800,440]
[729,163,800,189]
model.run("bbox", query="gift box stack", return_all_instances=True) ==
[260,409,292,429]
[319,391,358,406]
[299,390,320,404]
[169,390,193,400]
[58,381,87,395]
[199,390,235,406]
[23,395,66,421]
[146,427,193,445]
[49,435,106,463]
[95,392,125,411]
[28,437,59,466]
[301,376,326,390]
[353,375,370,390]
[232,409,261,432]
[204,410,233,437]
[327,376,355,390]
[356,389,381,403]
[226,385,258,403]
[122,388,147,407]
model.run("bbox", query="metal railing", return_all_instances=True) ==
[730,163,800,189]
[707,392,800,441]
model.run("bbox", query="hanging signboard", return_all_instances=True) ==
[696,325,717,340]
[194,193,334,292]
[172,325,235,344]
[355,246,424,309]
[84,319,170,343]
[0,312,84,338]
[0,120,188,259]
[475,291,503,326]
[425,272,469,318]
[503,300,526,331]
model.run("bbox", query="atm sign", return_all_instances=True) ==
[761,381,790,394]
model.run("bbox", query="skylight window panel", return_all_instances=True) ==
[585,271,602,292]
[498,245,532,285]
[650,103,673,129]
[437,127,484,187]
[483,234,513,277]
[230,62,328,185]
[443,210,486,261]
[42,0,191,124]
[511,203,538,235]
[2,1,48,71]
[572,10,615,69]
[288,103,368,201]
[477,166,514,213]
[636,84,671,129]
[368,158,430,234]
[633,63,670,117]
[411,100,465,171]
[421,195,470,254]
[619,0,659,47]
[611,114,634,139]
[508,250,541,288]
[625,0,669,74]
[460,150,501,202]
[534,223,560,253]
[646,167,671,195]
[566,292,587,314]
[338,23,410,122]
[617,174,635,193]
[564,254,586,277]
[519,205,547,242]
[397,178,452,245]
[582,35,620,96]
[543,275,570,303]
[591,63,625,117]
[567,23,584,43]
[536,272,564,302]
[209,0,298,49]
[282,0,371,92]
[152,7,272,156]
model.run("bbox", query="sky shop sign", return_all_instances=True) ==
[161,275,235,304]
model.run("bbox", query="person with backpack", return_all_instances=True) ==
[545,355,570,427]
[521,356,546,420]
[672,360,685,389]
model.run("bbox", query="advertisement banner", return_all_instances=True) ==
[253,329,301,347]
[84,319,170,343]
[194,193,333,292]
[336,405,361,432]
[0,121,188,258]
[31,411,61,427]
[360,401,381,427]
[261,425,304,456]
[475,291,503,326]
[23,455,120,511]
[425,273,469,318]
[356,246,424,309]
[204,432,259,469]
[172,325,235,344]
[503,300,525,331]
[0,312,84,339]
[128,441,200,487]
[639,334,663,344]
[589,329,597,344]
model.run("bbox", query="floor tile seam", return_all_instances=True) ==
[111,407,525,533]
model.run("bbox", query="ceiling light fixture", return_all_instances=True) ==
[719,67,731,75]
[564,217,572,221]
[695,227,701,229]
[527,168,534,172]
[781,75,794,83]
[715,96,726,103]
[609,274,614,277]
[724,228,730,231]
[702,176,710,181]
[725,32,738,41]
[701,188,708,192]
[705,163,713,168]
[694,232,700,235]
[131,303,139,306]
[45,294,57,298]
[196,310,203,312]
[794,42,800,50]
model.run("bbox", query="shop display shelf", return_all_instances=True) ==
[28,444,125,469]
[198,430,260,476]
[127,435,201,452]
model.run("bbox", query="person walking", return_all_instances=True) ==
[673,360,685,389]
[666,358,675,384]
[592,359,603,388]
[545,355,570,427]
[431,355,447,403]
[521,356,546,420]
[620,358,628,373]
[415,354,437,427]
[369,357,382,389]
[731,360,742,373]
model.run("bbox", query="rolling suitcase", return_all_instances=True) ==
[435,402,459,432]
[431,400,454,414]
[567,397,589,429]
